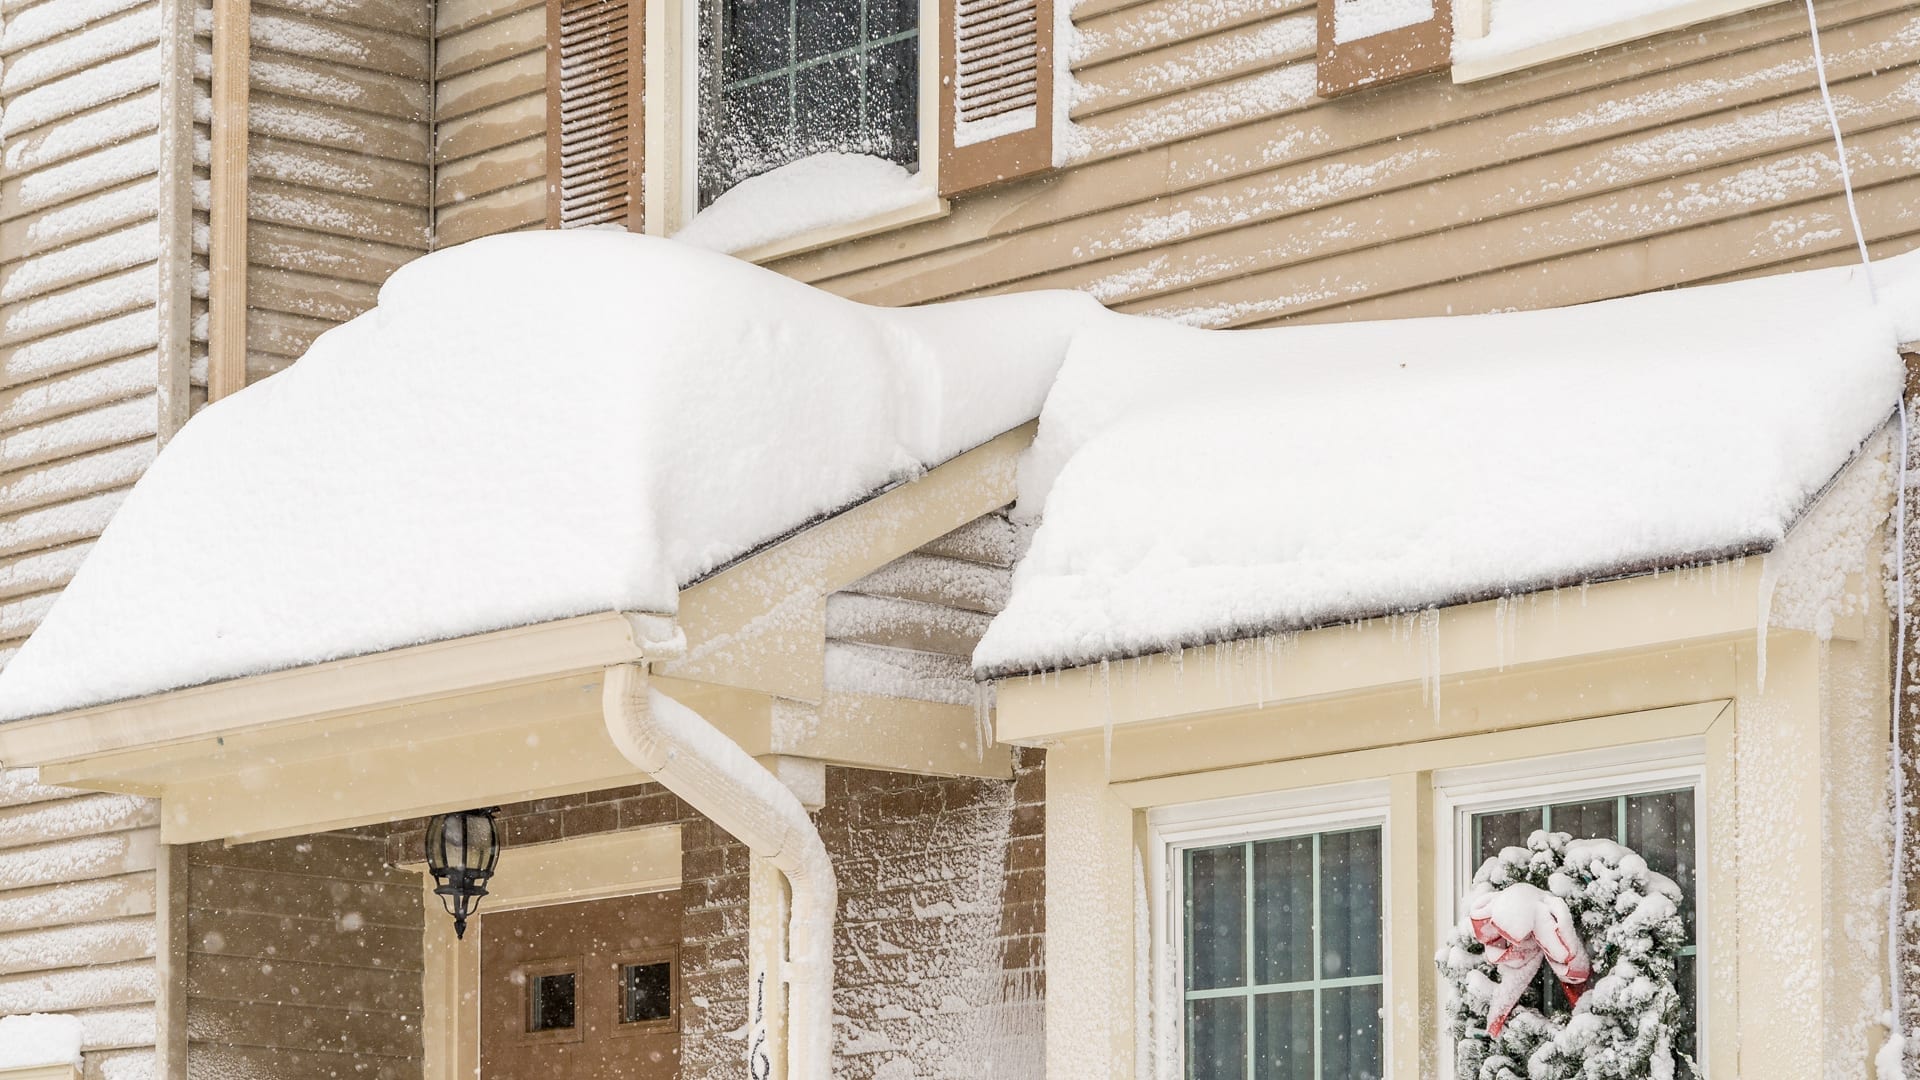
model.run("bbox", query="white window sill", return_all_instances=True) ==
[1452,0,1787,83]
[730,194,950,266]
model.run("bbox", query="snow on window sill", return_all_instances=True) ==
[728,193,949,265]
[671,153,950,265]
[1451,0,1786,83]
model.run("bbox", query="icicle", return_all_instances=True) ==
[1100,658,1115,783]
[1493,594,1508,673]
[1755,553,1778,694]
[973,681,994,763]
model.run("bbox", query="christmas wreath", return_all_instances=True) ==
[1437,830,1691,1080]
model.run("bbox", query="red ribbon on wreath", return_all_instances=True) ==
[1468,883,1592,1037]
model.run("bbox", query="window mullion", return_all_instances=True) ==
[1244,841,1256,1079]
[1312,831,1323,1080]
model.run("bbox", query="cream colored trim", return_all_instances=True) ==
[1452,0,1787,82]
[5,611,673,769]
[729,194,951,266]
[0,1066,80,1080]
[207,0,250,402]
[406,826,684,1080]
[995,559,1765,743]
[154,0,196,441]
[661,422,1030,700]
[1109,700,1727,809]
[642,0,681,232]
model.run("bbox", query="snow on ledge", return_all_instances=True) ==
[0,1015,82,1071]
[1453,0,1783,79]
[672,153,934,256]
[0,232,1100,721]
[973,251,1920,677]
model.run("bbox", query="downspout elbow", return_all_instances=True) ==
[601,664,836,1080]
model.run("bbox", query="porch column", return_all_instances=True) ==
[1044,734,1138,1080]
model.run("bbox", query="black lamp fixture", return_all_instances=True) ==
[424,807,501,940]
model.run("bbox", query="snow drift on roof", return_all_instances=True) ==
[973,252,1920,676]
[0,232,1100,720]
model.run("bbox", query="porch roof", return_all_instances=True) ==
[974,249,1920,676]
[0,231,1099,722]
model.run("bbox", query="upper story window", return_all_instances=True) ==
[696,0,921,207]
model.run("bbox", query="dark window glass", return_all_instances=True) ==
[529,972,576,1032]
[698,0,919,207]
[623,961,674,1023]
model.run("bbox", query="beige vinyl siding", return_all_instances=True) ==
[242,0,431,383]
[184,833,425,1080]
[777,0,1920,326]
[433,0,547,246]
[0,0,176,666]
[0,770,164,1079]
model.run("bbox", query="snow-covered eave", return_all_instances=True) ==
[1,425,1032,843]
[992,426,1898,744]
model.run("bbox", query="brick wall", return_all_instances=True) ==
[381,751,1046,1079]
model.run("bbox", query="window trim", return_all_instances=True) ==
[1431,739,1708,1080]
[1148,780,1394,1080]
[1450,0,1788,83]
[667,0,947,260]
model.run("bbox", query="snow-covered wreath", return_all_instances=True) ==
[1437,830,1692,1080]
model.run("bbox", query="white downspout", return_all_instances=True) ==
[601,663,836,1080]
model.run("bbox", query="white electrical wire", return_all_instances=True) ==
[1802,0,1876,298]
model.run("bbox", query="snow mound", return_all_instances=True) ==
[974,252,1920,675]
[0,1013,83,1069]
[0,231,1100,720]
[673,153,932,255]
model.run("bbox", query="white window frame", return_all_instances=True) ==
[1147,779,1393,1080]
[1451,0,1788,83]
[665,0,945,260]
[1432,739,1708,1080]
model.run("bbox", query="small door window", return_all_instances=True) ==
[529,971,578,1032]
[623,961,674,1023]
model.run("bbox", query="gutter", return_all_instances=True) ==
[601,663,836,1080]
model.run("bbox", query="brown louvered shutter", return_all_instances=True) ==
[938,0,1054,197]
[547,0,643,229]
[1316,0,1451,97]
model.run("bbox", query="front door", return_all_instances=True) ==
[479,890,683,1079]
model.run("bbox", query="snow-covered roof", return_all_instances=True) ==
[973,251,1920,676]
[0,232,1098,721]
[2,230,1917,719]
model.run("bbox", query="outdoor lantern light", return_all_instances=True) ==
[425,807,501,940]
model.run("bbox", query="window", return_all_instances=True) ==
[1183,827,1386,1080]
[1451,0,1786,83]
[696,0,921,207]
[528,971,578,1032]
[1156,785,1390,1080]
[1440,746,1707,1074]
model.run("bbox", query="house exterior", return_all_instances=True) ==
[0,0,1916,1077]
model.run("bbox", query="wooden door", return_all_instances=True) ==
[479,890,683,1080]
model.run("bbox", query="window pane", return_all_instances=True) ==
[1549,796,1618,842]
[863,36,918,164]
[1626,788,1696,941]
[622,961,673,1023]
[1186,844,1246,992]
[1674,954,1698,1064]
[1474,807,1541,868]
[529,972,576,1031]
[721,0,790,81]
[1252,990,1313,1080]
[795,55,863,149]
[1250,836,1313,986]
[866,0,911,39]
[795,0,858,60]
[1319,828,1382,979]
[1186,996,1247,1080]
[1321,983,1385,1080]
